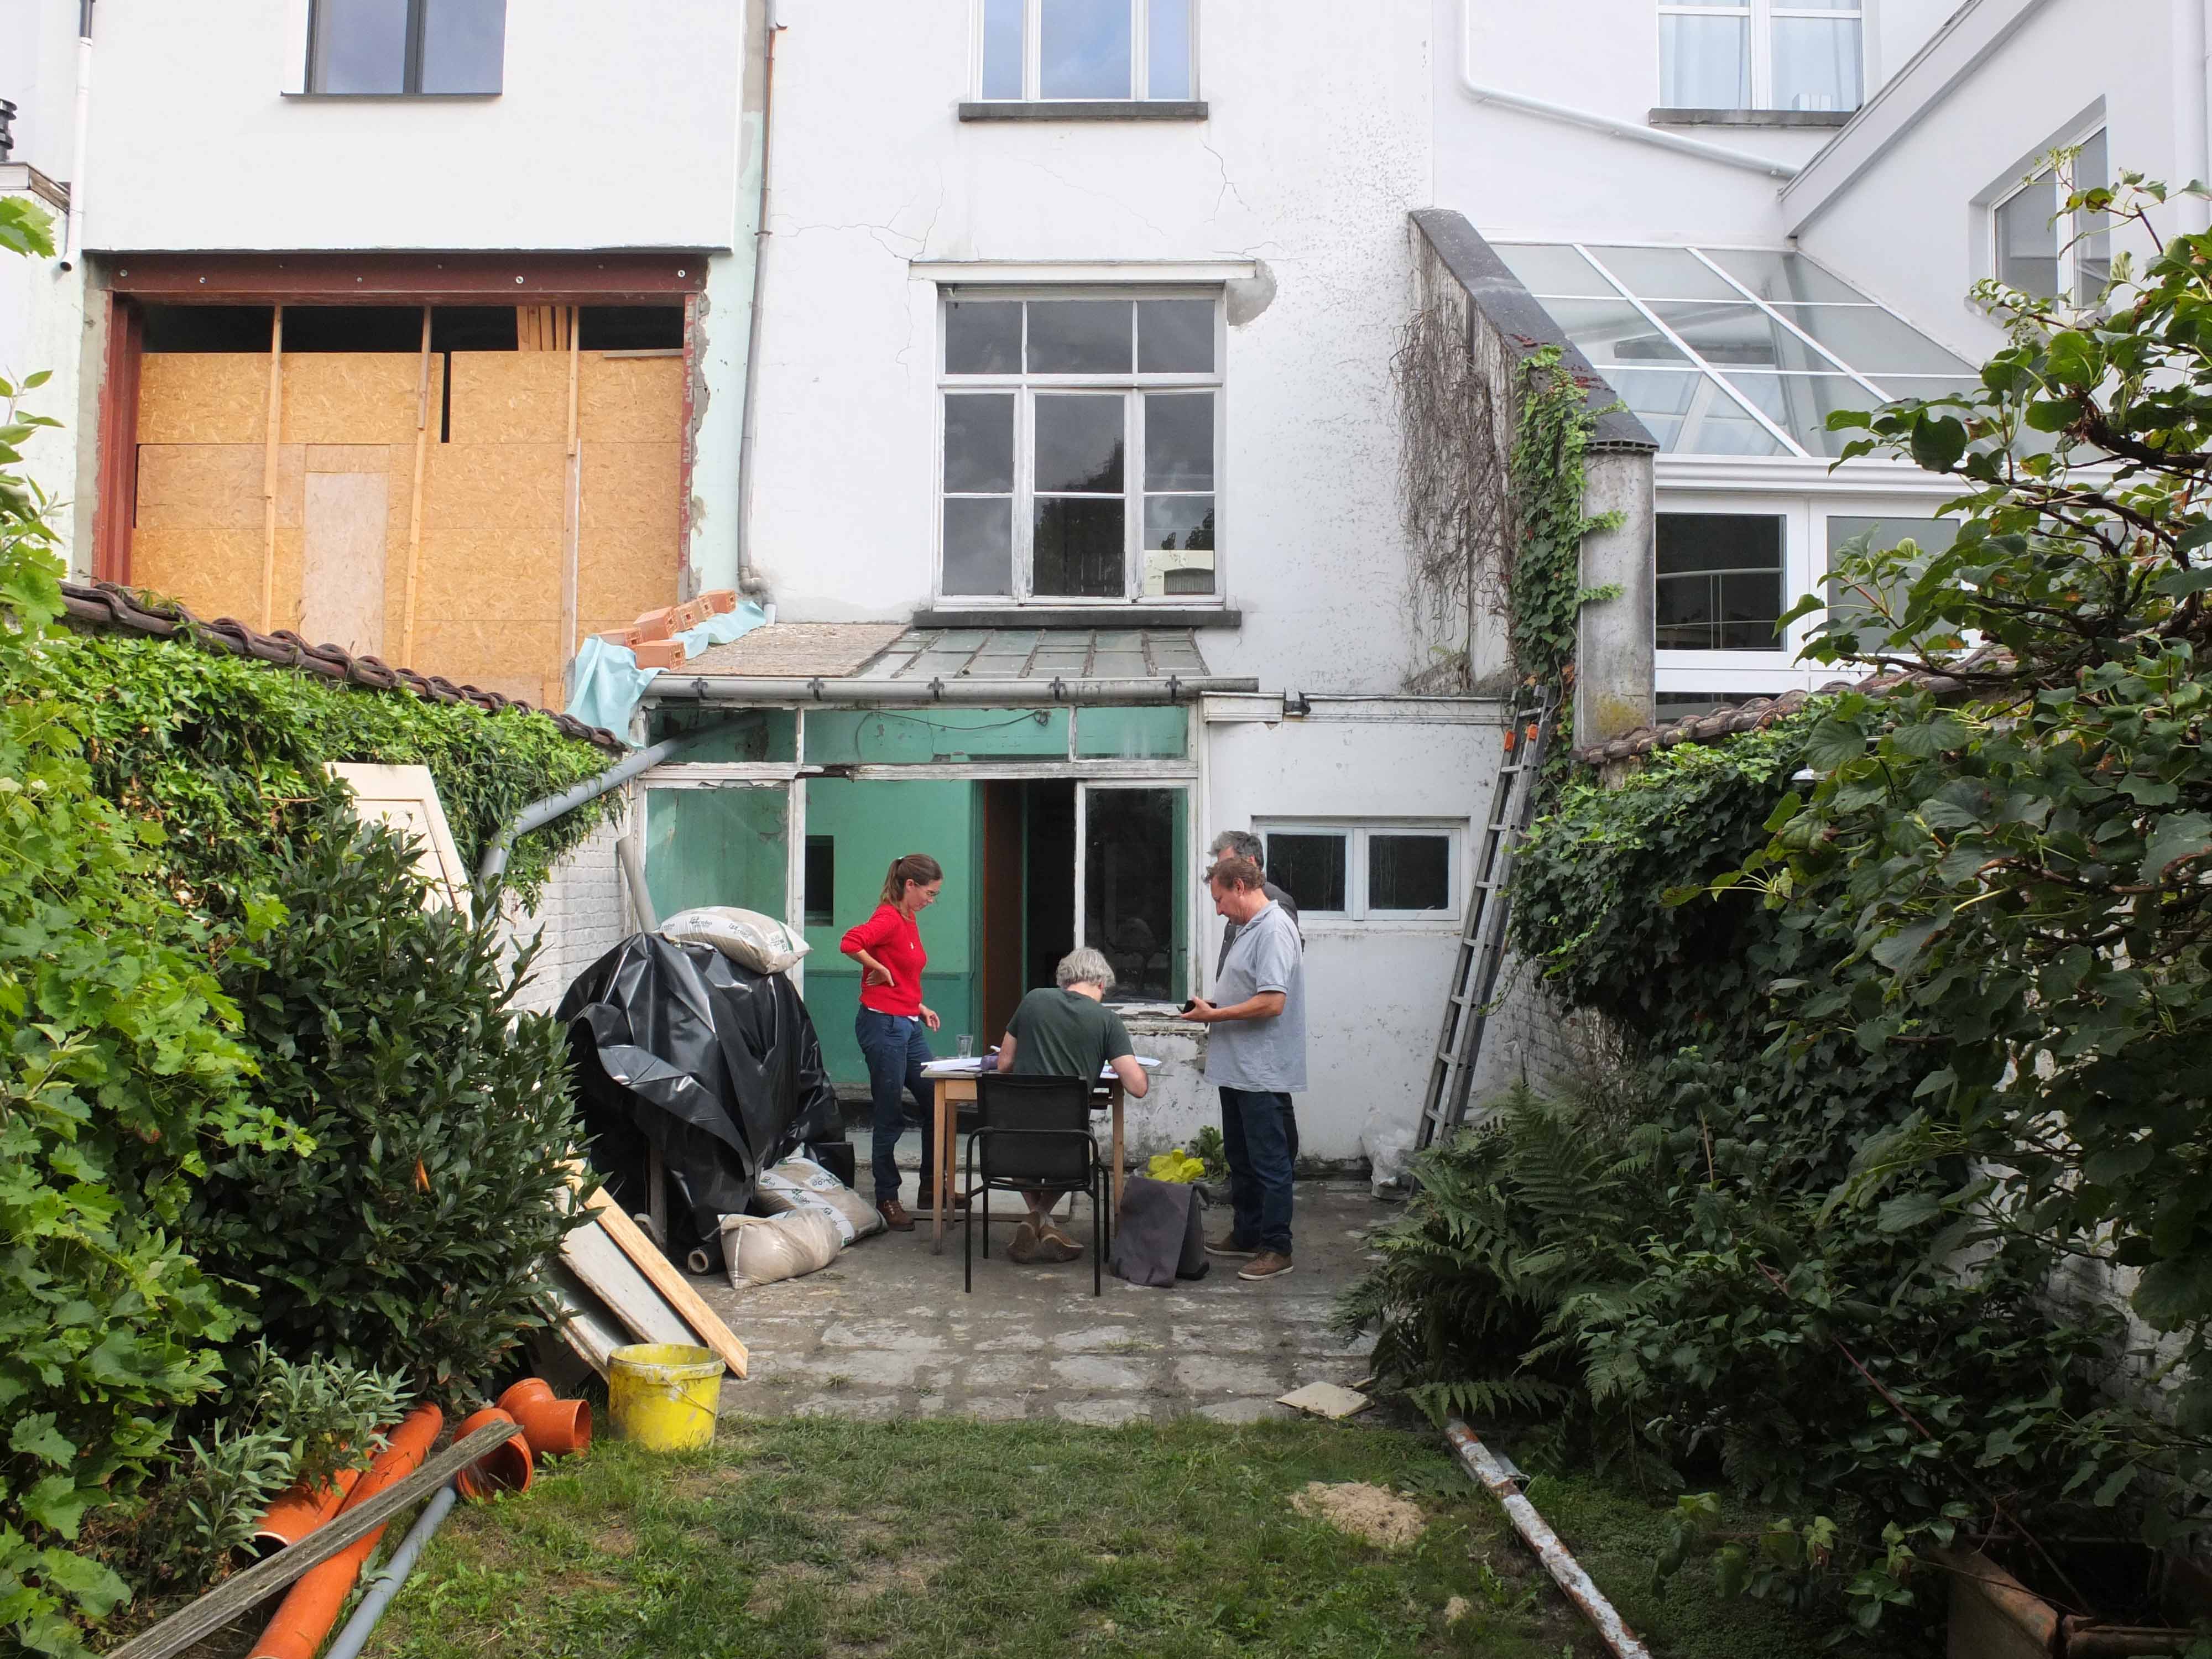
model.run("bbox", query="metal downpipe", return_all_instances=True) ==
[475,724,726,892]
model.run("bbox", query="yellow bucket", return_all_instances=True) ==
[606,1343,723,1451]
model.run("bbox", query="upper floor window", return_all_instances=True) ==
[978,0,1196,101]
[308,0,505,96]
[938,291,1220,603]
[1993,130,2111,304]
[1658,1,1862,113]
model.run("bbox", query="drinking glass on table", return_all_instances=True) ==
[957,1034,974,1059]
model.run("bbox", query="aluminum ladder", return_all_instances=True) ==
[1414,682,1562,1150]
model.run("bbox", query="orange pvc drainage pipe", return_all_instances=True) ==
[248,1404,444,1659]
[250,1465,361,1556]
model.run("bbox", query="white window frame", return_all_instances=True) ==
[1988,125,2111,304]
[1254,822,1464,926]
[935,285,1225,608]
[1653,489,1965,698]
[1657,0,1863,112]
[973,0,1199,102]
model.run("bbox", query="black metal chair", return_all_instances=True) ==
[964,1073,1110,1297]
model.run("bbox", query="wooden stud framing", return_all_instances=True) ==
[401,305,432,664]
[259,306,284,632]
[561,305,582,681]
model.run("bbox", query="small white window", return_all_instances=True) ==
[1258,825,1459,922]
[307,0,505,95]
[978,0,1196,101]
[1992,131,2111,304]
[1657,1,1862,113]
[938,290,1221,603]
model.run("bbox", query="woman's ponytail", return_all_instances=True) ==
[880,852,944,907]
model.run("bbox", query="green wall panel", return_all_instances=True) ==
[804,707,1067,764]
[643,786,788,919]
[801,778,981,1086]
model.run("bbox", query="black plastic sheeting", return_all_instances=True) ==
[559,934,845,1271]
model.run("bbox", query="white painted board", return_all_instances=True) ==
[325,761,472,916]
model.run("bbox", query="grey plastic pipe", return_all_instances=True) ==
[321,1482,458,1659]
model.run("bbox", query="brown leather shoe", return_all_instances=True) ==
[1205,1234,1259,1259]
[878,1199,915,1232]
[1237,1251,1293,1281]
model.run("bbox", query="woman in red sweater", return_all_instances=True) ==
[841,852,947,1231]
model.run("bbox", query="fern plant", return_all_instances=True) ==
[1334,1087,1651,1432]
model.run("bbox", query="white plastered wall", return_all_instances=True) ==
[503,802,637,1019]
[1202,702,1505,1170]
[77,0,744,252]
[1788,0,2178,361]
[747,0,1434,694]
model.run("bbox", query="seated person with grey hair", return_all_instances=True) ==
[994,947,1150,1264]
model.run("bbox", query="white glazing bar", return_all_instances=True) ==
[1684,246,1891,403]
[1573,244,1809,457]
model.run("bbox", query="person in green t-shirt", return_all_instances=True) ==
[995,947,1150,1264]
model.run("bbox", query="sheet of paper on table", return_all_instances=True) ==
[920,1056,1161,1078]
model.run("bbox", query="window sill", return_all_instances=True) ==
[1648,107,1851,129]
[914,606,1240,630]
[281,91,502,101]
[958,100,1208,123]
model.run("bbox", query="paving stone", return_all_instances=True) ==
[785,1349,938,1389]
[1051,1322,1147,1352]
[1055,1397,1155,1426]
[792,1393,907,1421]
[820,1319,948,1352]
[1195,1397,1296,1424]
[1050,1354,1154,1392]
[1172,1356,1286,1397]
[962,1395,1033,1421]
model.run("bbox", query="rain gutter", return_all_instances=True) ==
[643,674,1259,706]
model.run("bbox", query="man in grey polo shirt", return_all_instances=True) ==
[1180,854,1304,1282]
[1208,829,1302,1164]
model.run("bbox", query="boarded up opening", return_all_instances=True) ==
[130,301,686,706]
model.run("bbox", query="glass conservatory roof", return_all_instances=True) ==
[1489,242,1979,459]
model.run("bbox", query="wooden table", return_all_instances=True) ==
[928,1074,1126,1255]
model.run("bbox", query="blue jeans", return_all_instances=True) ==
[1219,1087,1294,1256]
[856,1009,937,1206]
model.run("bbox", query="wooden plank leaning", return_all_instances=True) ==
[104,1420,520,1659]
[582,1187,750,1378]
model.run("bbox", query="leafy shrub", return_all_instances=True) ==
[186,810,587,1404]
[58,628,612,908]
[0,209,305,1655]
[93,1347,411,1601]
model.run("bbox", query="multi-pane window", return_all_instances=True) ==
[979,0,1196,101]
[1657,513,1786,651]
[1658,0,1862,112]
[940,293,1220,602]
[307,0,505,94]
[1259,826,1458,922]
[1994,130,2111,304]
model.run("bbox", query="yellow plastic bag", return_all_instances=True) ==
[1146,1150,1207,1184]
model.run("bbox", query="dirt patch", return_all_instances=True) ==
[1290,1481,1428,1551]
[1445,1594,1472,1624]
[593,1519,638,1557]
[747,1558,831,1617]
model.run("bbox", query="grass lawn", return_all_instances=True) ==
[361,1416,1858,1659]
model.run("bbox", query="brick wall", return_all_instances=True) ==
[502,795,638,1017]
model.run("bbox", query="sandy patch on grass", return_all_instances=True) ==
[1290,1481,1428,1550]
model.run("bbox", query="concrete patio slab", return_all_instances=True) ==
[695,1178,1390,1425]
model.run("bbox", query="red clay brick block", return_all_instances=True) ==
[594,627,640,649]
[633,606,680,641]
[700,589,738,615]
[632,639,687,670]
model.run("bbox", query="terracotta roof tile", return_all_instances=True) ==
[1572,647,2011,767]
[56,581,627,752]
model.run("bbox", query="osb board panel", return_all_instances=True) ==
[135,443,275,531]
[137,355,273,445]
[416,443,565,622]
[410,615,563,701]
[306,444,401,473]
[579,440,680,633]
[450,353,571,444]
[300,472,390,658]
[131,525,306,632]
[578,354,684,444]
[281,354,431,447]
